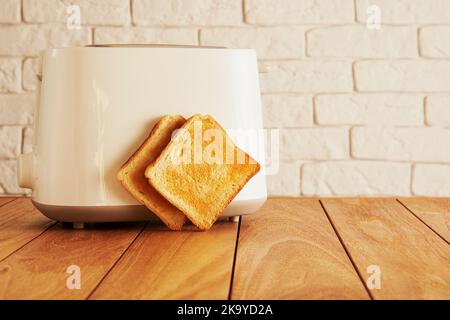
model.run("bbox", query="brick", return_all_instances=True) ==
[0,58,21,93]
[315,94,424,125]
[262,95,313,128]
[22,58,39,91]
[356,0,450,24]
[280,128,348,160]
[0,25,91,56]
[354,60,450,92]
[352,127,450,162]
[413,164,450,196]
[0,0,21,23]
[267,162,301,196]
[260,60,353,93]
[23,127,33,154]
[23,0,130,26]
[426,96,450,126]
[0,126,21,159]
[133,0,242,26]
[420,27,450,58]
[245,0,354,24]
[94,27,198,45]
[0,160,25,194]
[0,94,35,125]
[302,161,411,195]
[200,27,305,59]
[307,26,417,58]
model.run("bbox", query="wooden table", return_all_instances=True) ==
[0,196,449,300]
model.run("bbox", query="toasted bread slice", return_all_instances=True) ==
[145,114,260,230]
[117,115,187,230]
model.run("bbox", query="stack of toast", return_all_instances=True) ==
[117,114,260,231]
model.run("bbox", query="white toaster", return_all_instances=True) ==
[17,45,267,227]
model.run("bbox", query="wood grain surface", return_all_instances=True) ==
[321,198,450,299]
[231,198,370,299]
[0,197,15,207]
[90,220,238,299]
[1,197,449,299]
[0,221,145,299]
[0,198,55,261]
[398,198,450,244]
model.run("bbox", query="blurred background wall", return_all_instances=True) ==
[0,0,450,196]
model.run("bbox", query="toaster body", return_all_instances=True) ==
[18,46,267,223]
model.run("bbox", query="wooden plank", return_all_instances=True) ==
[398,198,450,244]
[0,198,55,261]
[321,198,450,299]
[231,198,369,299]
[89,220,238,299]
[0,197,15,207]
[0,221,146,299]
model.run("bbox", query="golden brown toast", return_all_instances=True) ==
[145,114,260,230]
[117,115,187,230]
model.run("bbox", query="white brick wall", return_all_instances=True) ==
[0,126,22,158]
[302,161,411,196]
[262,95,313,128]
[23,0,131,26]
[22,58,39,91]
[0,160,22,193]
[22,127,33,154]
[0,94,35,125]
[354,60,450,92]
[133,0,243,26]
[1,0,450,196]
[281,128,349,161]
[352,127,450,162]
[315,94,424,126]
[307,26,417,58]
[267,162,302,196]
[0,0,21,24]
[200,27,306,59]
[94,27,198,45]
[420,27,450,58]
[0,25,91,56]
[413,164,450,196]
[356,0,450,24]
[245,0,354,25]
[426,96,450,126]
[260,60,353,93]
[0,58,21,92]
